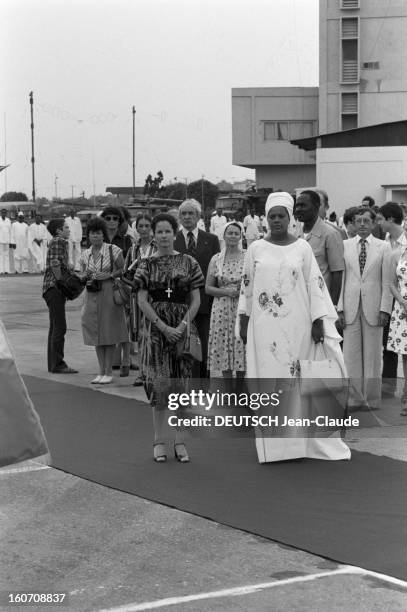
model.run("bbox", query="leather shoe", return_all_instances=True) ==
[52,366,78,374]
[120,365,130,377]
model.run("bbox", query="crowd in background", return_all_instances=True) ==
[8,188,407,462]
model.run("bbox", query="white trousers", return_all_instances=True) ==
[68,241,81,270]
[343,305,383,408]
[14,256,29,273]
[0,243,10,273]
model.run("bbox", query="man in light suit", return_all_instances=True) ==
[174,198,220,378]
[337,207,392,410]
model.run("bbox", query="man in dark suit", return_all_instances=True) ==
[174,198,220,378]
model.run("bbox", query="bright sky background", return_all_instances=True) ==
[1,0,318,199]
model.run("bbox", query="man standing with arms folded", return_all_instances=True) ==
[174,198,220,378]
[294,190,344,307]
[66,209,83,271]
[377,202,407,398]
[0,208,11,274]
[11,212,29,274]
[337,207,392,410]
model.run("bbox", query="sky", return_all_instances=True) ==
[1,0,318,199]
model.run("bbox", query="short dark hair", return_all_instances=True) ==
[135,213,152,228]
[379,202,403,225]
[86,216,109,241]
[48,218,65,237]
[362,196,375,207]
[355,206,376,221]
[343,207,359,226]
[100,206,124,223]
[329,211,337,222]
[151,212,178,234]
[298,190,321,209]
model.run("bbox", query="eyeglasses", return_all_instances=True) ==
[104,215,119,221]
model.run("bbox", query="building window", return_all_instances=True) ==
[341,17,359,83]
[362,61,380,70]
[263,121,315,141]
[341,92,358,130]
[341,0,359,10]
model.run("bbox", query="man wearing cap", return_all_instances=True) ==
[11,212,29,274]
[0,208,12,274]
[66,209,83,271]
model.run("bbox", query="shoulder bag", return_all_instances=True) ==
[176,312,202,362]
[109,245,132,307]
[57,270,85,300]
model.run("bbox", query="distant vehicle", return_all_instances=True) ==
[0,201,37,222]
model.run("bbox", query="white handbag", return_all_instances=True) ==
[299,344,345,396]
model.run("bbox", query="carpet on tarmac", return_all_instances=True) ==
[26,375,407,582]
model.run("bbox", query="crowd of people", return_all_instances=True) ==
[37,190,407,463]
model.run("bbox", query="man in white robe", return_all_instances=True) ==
[28,215,49,272]
[66,210,83,271]
[0,209,12,274]
[210,206,227,249]
[11,213,29,273]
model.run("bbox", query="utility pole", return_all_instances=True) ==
[70,185,75,200]
[3,113,7,193]
[132,106,136,199]
[54,174,58,199]
[29,92,36,202]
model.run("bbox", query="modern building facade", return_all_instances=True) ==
[319,0,407,134]
[232,87,318,192]
[232,1,407,193]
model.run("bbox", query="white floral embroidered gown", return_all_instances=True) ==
[241,238,350,462]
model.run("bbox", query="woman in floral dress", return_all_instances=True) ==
[387,248,407,415]
[206,222,246,376]
[133,213,204,462]
[239,192,350,462]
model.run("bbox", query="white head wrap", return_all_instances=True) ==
[265,192,294,219]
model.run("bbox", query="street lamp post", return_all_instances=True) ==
[201,174,205,208]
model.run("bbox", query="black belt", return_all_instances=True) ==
[149,289,187,303]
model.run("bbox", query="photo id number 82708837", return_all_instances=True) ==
[4,592,68,605]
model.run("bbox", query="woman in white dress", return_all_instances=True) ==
[0,318,48,466]
[239,192,350,463]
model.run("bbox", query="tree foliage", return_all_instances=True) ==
[187,179,219,211]
[0,191,28,202]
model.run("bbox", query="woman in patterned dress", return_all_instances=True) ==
[123,214,156,386]
[79,217,129,385]
[387,247,407,415]
[206,222,246,377]
[133,213,204,462]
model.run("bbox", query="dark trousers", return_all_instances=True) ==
[44,287,67,372]
[193,312,210,379]
[382,302,398,393]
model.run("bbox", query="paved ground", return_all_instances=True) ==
[1,275,407,611]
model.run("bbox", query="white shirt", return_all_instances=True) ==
[28,222,48,243]
[197,219,206,231]
[66,216,83,242]
[0,217,11,244]
[210,214,227,238]
[357,233,373,256]
[11,221,29,256]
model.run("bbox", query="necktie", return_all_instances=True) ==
[187,231,196,254]
[359,238,367,275]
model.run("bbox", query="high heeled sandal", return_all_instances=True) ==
[174,443,190,463]
[153,443,167,463]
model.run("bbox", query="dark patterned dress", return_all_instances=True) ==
[133,254,204,407]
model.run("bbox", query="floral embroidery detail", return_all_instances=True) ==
[317,276,325,291]
[243,273,250,287]
[289,360,301,377]
[270,341,277,354]
[272,293,283,307]
[258,292,269,308]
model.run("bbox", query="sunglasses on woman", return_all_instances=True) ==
[104,215,119,221]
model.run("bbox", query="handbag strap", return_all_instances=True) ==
[108,244,114,273]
